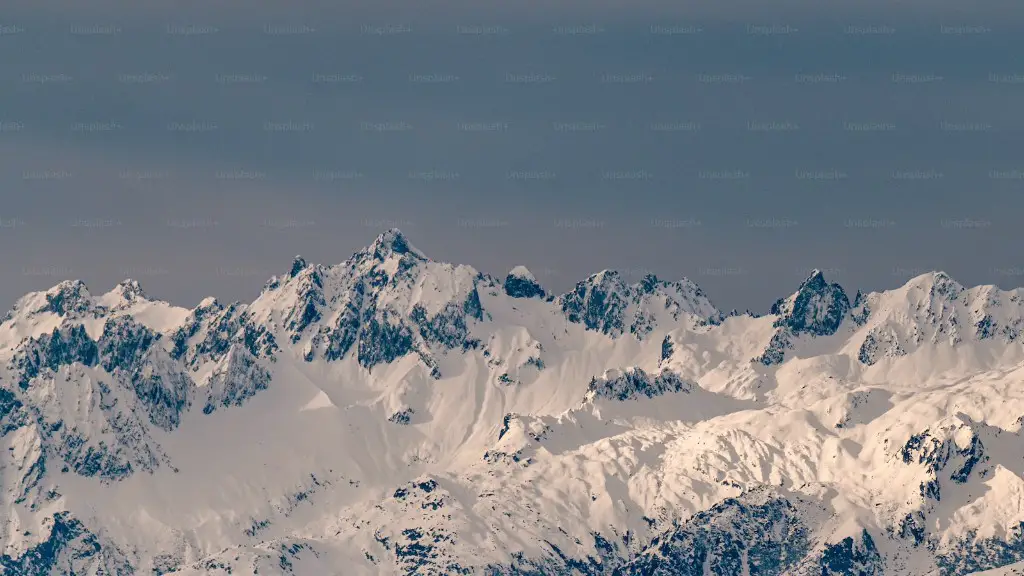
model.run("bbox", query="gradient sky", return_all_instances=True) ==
[0,0,1021,313]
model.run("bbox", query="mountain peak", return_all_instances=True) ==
[902,270,964,300]
[44,279,93,316]
[799,269,827,290]
[365,228,426,261]
[508,265,536,282]
[769,269,850,338]
[289,255,308,278]
[505,266,545,299]
[114,279,148,303]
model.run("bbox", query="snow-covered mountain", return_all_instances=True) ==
[2,229,1024,575]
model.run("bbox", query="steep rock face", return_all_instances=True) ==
[262,229,488,377]
[504,266,546,299]
[9,325,99,390]
[819,530,884,576]
[936,522,1024,576]
[23,366,166,482]
[614,489,813,576]
[899,416,989,503]
[170,299,277,370]
[771,270,851,337]
[41,280,94,318]
[202,345,271,414]
[100,317,192,430]
[558,271,719,340]
[0,511,134,575]
[584,367,692,402]
[758,270,850,366]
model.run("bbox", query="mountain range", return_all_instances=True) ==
[2,229,1024,575]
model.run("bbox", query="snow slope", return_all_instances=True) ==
[2,229,1024,575]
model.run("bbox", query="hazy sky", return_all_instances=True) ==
[0,1,1021,313]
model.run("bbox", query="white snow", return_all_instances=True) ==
[3,232,1024,575]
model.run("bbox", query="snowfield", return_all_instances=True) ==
[2,229,1024,575]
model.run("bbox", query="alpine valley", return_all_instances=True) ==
[4,229,1024,575]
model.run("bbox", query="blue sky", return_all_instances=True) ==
[0,0,1020,312]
